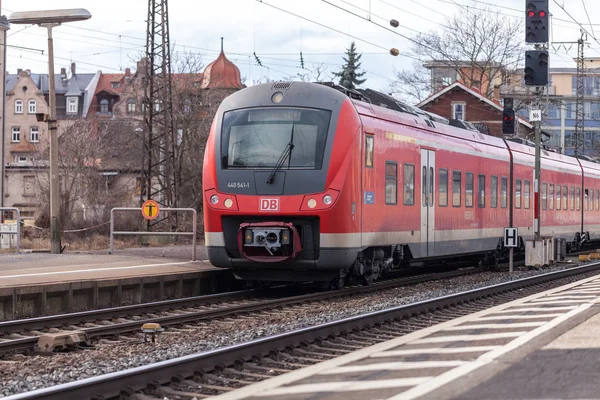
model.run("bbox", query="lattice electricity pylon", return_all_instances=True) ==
[142,0,178,230]
[574,30,587,157]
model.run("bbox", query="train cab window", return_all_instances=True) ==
[452,171,462,207]
[466,173,474,207]
[439,169,448,207]
[564,186,569,210]
[478,175,485,208]
[585,189,589,211]
[501,177,508,208]
[524,180,531,209]
[542,183,547,210]
[515,179,522,209]
[403,164,415,205]
[365,135,374,167]
[556,184,561,210]
[385,162,398,205]
[577,188,581,211]
[549,184,554,210]
[570,186,575,210]
[491,176,498,208]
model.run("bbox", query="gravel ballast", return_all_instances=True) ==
[0,263,591,397]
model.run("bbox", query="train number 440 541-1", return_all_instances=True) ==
[227,182,250,188]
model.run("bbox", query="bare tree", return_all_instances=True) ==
[389,62,432,104]
[283,63,330,83]
[391,2,524,103]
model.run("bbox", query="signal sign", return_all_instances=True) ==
[526,0,549,43]
[524,50,549,86]
[141,200,160,220]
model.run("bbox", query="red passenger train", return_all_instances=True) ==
[202,81,599,287]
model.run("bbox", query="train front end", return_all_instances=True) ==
[202,82,361,283]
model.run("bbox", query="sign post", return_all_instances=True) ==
[504,227,518,273]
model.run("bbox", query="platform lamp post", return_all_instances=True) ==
[8,9,91,254]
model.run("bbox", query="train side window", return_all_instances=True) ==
[515,179,522,209]
[585,189,589,211]
[524,180,531,209]
[501,176,508,208]
[542,183,547,210]
[577,188,581,211]
[438,169,448,207]
[570,186,575,210]
[478,174,486,208]
[591,189,594,211]
[549,184,554,210]
[564,186,568,210]
[365,135,374,167]
[597,190,599,210]
[466,172,474,208]
[385,162,398,205]
[452,171,462,207]
[556,184,561,210]
[403,164,415,205]
[491,176,498,208]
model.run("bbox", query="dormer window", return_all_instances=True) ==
[67,97,78,114]
[111,82,120,88]
[100,99,109,114]
[15,100,23,114]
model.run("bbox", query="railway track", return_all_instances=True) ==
[0,266,485,357]
[5,261,600,400]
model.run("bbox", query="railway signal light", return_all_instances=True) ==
[502,108,515,135]
[524,50,549,86]
[526,0,549,43]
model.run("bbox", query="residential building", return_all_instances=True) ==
[424,60,508,98]
[501,58,600,156]
[417,81,535,138]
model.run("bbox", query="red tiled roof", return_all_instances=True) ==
[89,73,126,110]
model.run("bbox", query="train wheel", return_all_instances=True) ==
[362,271,378,286]
[329,269,349,290]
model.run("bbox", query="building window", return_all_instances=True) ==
[452,103,465,120]
[28,100,36,114]
[11,127,20,142]
[184,98,192,114]
[365,135,374,167]
[111,81,120,88]
[67,97,78,114]
[452,171,461,207]
[404,164,415,206]
[16,155,26,163]
[15,100,23,114]
[439,169,448,207]
[100,99,109,114]
[127,99,136,113]
[385,162,397,205]
[30,127,39,142]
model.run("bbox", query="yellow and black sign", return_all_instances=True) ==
[141,200,160,220]
[245,230,253,244]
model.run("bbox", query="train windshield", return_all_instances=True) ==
[221,107,331,169]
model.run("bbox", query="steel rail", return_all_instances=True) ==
[6,262,600,400]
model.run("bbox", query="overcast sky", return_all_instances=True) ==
[2,0,599,93]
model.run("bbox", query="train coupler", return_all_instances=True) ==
[237,221,302,262]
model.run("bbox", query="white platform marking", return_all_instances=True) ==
[0,261,194,279]
[386,303,593,400]
[319,361,466,374]
[531,295,597,301]
[525,300,592,305]
[444,322,545,331]
[257,378,432,396]
[476,313,563,321]
[370,346,499,357]
[411,332,525,344]
[493,306,577,313]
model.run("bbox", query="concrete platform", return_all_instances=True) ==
[0,246,241,320]
[211,273,600,400]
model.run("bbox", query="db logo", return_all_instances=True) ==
[260,198,279,211]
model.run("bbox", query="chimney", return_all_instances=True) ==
[71,62,76,76]
[493,85,500,101]
[125,67,131,76]
[60,67,66,77]
[17,68,22,75]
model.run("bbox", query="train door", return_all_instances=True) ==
[420,149,435,256]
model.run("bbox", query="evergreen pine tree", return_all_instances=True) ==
[333,41,367,90]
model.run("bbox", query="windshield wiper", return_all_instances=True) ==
[266,124,295,184]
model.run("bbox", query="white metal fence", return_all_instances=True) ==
[0,207,21,253]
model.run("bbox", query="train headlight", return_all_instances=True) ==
[224,198,233,208]
[271,91,284,104]
[307,198,317,209]
[323,195,333,205]
[210,194,219,205]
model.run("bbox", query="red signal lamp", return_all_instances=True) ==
[539,10,546,17]
[528,10,535,17]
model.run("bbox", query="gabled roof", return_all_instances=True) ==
[417,81,533,129]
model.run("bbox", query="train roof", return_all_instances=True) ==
[314,82,600,167]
